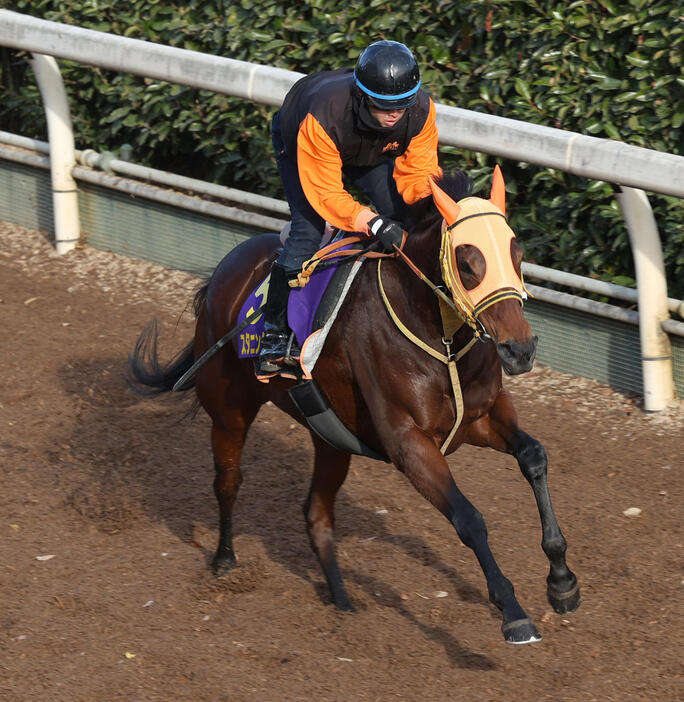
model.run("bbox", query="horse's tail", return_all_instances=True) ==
[128,281,210,396]
[127,320,195,395]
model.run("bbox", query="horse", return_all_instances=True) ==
[129,167,580,644]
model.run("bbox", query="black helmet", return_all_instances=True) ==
[354,40,421,110]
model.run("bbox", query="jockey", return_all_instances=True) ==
[258,39,442,377]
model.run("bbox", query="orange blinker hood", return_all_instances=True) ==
[430,166,524,318]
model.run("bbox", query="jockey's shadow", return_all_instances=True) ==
[57,356,494,665]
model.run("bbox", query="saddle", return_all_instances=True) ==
[235,232,389,461]
[235,233,363,372]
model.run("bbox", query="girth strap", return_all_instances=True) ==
[377,259,477,454]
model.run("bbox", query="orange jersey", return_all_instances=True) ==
[277,69,441,233]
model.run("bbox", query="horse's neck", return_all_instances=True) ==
[382,217,445,337]
[403,217,443,284]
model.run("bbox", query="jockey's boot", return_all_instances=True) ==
[257,264,299,379]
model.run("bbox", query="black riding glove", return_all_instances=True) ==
[368,215,404,251]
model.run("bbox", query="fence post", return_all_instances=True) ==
[29,53,80,254]
[615,187,675,411]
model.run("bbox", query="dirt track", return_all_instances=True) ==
[0,221,682,702]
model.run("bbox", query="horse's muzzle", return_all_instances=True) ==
[496,336,538,375]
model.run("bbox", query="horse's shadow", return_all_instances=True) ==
[57,355,496,669]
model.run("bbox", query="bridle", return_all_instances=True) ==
[390,241,490,340]
[391,203,529,341]
[439,207,528,323]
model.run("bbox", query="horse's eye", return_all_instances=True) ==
[455,244,486,290]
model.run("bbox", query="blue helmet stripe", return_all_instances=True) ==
[353,72,421,101]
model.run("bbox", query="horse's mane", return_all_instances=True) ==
[405,170,474,230]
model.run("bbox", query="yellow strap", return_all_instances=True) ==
[440,335,477,453]
[377,260,447,362]
[290,233,404,288]
[377,260,477,454]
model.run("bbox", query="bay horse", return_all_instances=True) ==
[129,167,580,644]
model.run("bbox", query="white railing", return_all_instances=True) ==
[2,12,681,195]
[0,9,681,410]
[4,127,683,326]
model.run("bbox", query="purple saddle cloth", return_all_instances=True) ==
[236,241,355,359]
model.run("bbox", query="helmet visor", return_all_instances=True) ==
[354,72,420,110]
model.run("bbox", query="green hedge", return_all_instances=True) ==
[1,0,682,297]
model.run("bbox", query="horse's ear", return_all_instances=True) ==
[430,178,462,226]
[489,164,506,215]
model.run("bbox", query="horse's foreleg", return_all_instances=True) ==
[514,431,580,613]
[471,389,581,614]
[304,434,353,611]
[393,429,541,644]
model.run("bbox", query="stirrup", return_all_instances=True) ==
[257,356,284,372]
[254,353,282,382]
[255,363,302,384]
[255,332,300,382]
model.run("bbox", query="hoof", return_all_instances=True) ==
[334,598,356,613]
[212,553,237,578]
[502,617,542,645]
[547,579,581,614]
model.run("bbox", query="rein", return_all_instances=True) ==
[376,210,529,452]
[377,258,477,454]
[287,235,392,287]
[289,227,493,339]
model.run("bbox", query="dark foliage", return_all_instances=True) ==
[1,1,681,295]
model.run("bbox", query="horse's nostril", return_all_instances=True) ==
[528,336,538,360]
[496,338,537,374]
[498,342,513,356]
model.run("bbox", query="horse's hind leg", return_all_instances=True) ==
[469,389,580,614]
[210,409,257,576]
[303,434,353,611]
